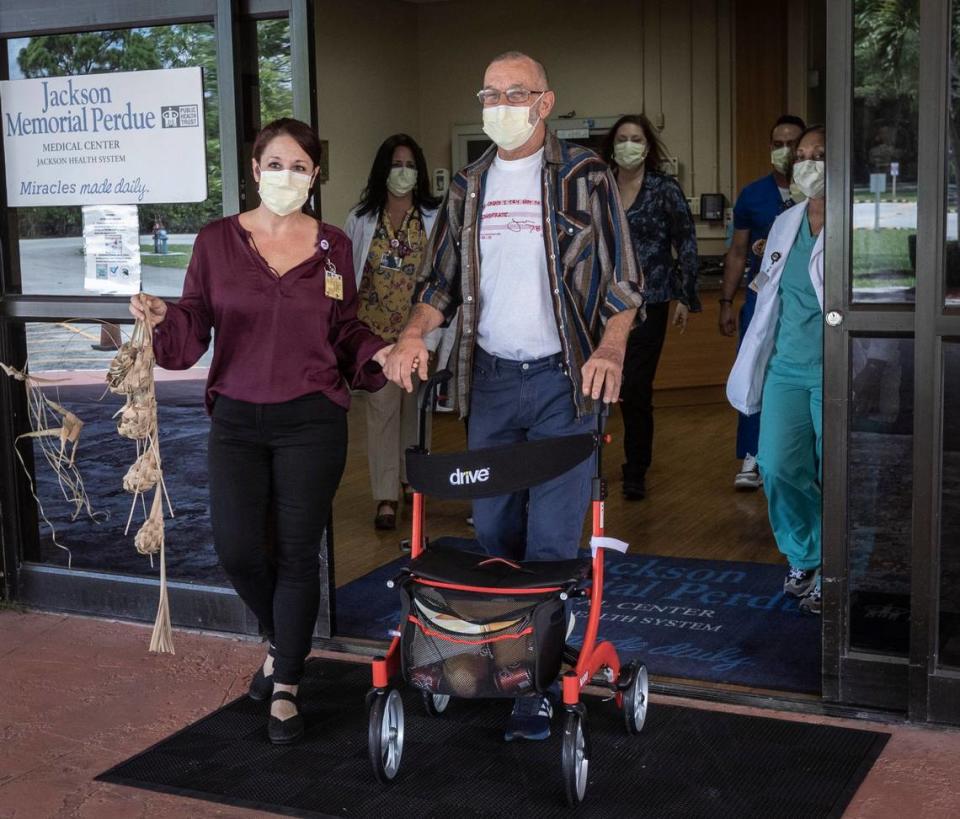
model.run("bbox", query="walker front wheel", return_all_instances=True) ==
[561,709,590,806]
[623,661,648,734]
[422,691,450,716]
[368,688,405,783]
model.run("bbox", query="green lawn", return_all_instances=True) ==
[853,192,917,204]
[852,229,914,287]
[140,243,193,268]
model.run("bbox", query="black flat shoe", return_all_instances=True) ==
[374,501,397,530]
[248,645,276,701]
[268,690,305,745]
[248,665,273,701]
[623,478,646,500]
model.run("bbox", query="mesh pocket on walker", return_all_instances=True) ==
[400,583,566,698]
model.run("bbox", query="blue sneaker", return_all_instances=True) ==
[504,694,553,741]
[784,566,818,598]
[799,575,822,615]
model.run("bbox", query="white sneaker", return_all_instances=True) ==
[735,454,762,490]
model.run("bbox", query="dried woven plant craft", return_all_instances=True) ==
[108,317,169,522]
[107,319,154,396]
[135,486,165,557]
[123,446,160,494]
[0,362,103,567]
[107,315,175,654]
[117,394,157,440]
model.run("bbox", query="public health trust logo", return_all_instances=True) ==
[160,105,200,128]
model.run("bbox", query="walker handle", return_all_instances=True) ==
[416,369,453,451]
[594,400,612,482]
[597,399,611,435]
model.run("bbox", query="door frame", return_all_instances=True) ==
[913,0,960,724]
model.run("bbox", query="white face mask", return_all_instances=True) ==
[387,166,418,197]
[257,168,313,216]
[792,159,825,199]
[770,146,792,174]
[482,94,544,151]
[613,140,649,170]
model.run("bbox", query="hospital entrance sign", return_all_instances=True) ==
[0,67,207,206]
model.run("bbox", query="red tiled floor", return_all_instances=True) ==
[1,608,959,818]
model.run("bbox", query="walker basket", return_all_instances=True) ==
[400,582,566,699]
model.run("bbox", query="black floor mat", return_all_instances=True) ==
[98,660,888,819]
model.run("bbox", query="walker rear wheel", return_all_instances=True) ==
[623,662,648,734]
[561,709,590,805]
[422,691,450,716]
[368,688,405,783]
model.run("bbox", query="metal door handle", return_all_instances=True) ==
[825,310,843,327]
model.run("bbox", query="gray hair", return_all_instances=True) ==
[487,51,550,90]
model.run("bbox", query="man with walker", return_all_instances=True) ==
[384,50,642,741]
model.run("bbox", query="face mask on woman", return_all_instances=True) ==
[257,168,313,216]
[387,166,418,197]
[613,140,649,170]
[482,94,544,151]
[791,159,826,199]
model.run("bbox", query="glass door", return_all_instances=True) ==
[822,0,917,711]
[825,0,960,725]
[0,0,327,638]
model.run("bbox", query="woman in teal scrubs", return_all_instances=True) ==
[726,125,826,615]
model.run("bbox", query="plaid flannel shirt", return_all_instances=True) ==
[415,130,644,418]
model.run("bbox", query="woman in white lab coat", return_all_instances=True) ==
[345,134,440,530]
[727,125,826,615]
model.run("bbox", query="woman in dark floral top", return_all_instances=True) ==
[601,114,700,500]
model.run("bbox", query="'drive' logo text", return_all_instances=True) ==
[449,467,490,485]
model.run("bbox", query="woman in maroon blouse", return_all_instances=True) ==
[130,118,390,745]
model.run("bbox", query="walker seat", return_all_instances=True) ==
[406,546,590,590]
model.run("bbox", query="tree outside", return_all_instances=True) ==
[852,0,919,292]
[257,19,293,126]
[853,0,960,293]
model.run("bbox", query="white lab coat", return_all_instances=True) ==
[344,205,440,351]
[726,200,825,415]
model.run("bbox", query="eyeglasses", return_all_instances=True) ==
[476,87,545,106]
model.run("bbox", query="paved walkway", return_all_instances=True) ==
[18,234,196,298]
[2,609,959,818]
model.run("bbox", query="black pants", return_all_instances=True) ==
[208,392,347,685]
[620,301,670,482]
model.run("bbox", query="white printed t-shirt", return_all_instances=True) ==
[477,148,562,361]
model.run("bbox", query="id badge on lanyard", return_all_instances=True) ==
[324,257,343,300]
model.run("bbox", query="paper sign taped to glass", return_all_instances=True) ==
[82,204,141,294]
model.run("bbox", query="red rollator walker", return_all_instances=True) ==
[366,370,649,805]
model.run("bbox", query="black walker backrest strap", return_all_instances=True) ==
[405,433,595,500]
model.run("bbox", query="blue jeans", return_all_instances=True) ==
[468,347,594,561]
[736,290,761,459]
